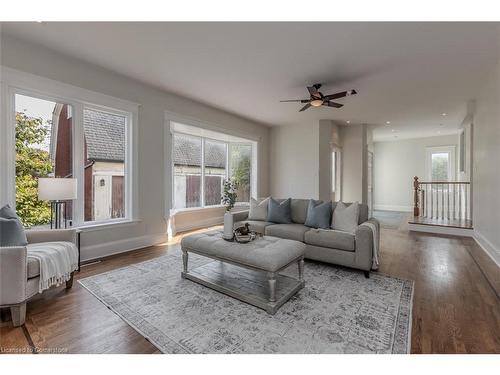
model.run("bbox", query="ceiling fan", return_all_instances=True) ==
[280,84,357,112]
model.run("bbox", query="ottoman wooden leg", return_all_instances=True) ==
[268,272,277,302]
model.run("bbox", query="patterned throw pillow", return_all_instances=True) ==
[266,198,292,224]
[304,199,332,229]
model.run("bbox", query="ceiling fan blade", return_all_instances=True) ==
[324,89,357,101]
[307,86,322,99]
[299,103,312,112]
[280,99,310,102]
[323,101,344,108]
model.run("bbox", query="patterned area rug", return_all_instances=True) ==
[79,247,413,354]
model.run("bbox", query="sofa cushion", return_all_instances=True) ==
[248,197,269,221]
[27,257,40,279]
[235,220,275,235]
[332,201,368,224]
[0,204,28,247]
[265,223,310,242]
[304,199,332,229]
[331,201,359,233]
[267,197,292,224]
[291,199,310,224]
[304,229,355,252]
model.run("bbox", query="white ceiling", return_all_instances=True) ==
[2,22,499,140]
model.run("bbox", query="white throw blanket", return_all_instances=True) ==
[360,222,380,270]
[27,241,79,293]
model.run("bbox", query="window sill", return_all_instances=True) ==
[170,204,249,216]
[76,219,141,232]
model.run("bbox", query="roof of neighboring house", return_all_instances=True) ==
[173,134,226,168]
[83,109,125,162]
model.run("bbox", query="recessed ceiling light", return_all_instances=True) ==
[386,121,391,125]
[346,120,350,124]
[441,113,447,116]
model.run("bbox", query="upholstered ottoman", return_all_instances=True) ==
[180,230,306,314]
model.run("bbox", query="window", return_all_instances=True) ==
[173,133,202,209]
[431,153,449,181]
[330,146,342,201]
[331,151,336,193]
[204,140,227,206]
[83,107,127,222]
[229,144,252,203]
[14,94,74,228]
[171,123,255,210]
[426,146,456,182]
[7,84,136,229]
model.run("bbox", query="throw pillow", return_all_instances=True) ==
[0,204,28,246]
[304,199,332,229]
[331,201,359,233]
[248,197,269,221]
[267,197,292,224]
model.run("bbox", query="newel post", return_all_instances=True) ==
[413,176,420,217]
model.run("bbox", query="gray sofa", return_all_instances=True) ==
[231,199,379,277]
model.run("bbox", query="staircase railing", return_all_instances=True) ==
[413,176,471,221]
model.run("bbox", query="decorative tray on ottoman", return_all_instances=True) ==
[233,223,258,243]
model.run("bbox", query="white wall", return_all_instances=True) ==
[373,134,459,212]
[0,34,270,260]
[270,121,369,203]
[472,56,500,265]
[270,123,319,199]
[318,120,335,201]
[340,125,366,203]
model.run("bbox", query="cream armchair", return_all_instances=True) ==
[0,229,78,327]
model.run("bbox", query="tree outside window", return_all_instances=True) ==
[15,111,53,227]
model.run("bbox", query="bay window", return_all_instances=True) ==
[171,122,255,210]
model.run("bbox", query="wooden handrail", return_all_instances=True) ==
[417,181,470,185]
[413,176,471,221]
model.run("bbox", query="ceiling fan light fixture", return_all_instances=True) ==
[310,99,323,107]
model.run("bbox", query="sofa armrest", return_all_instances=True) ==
[354,220,379,271]
[0,246,27,305]
[26,229,77,245]
[230,210,249,223]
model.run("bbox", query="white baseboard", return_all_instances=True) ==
[408,223,474,237]
[173,216,223,235]
[374,204,413,212]
[81,233,168,262]
[473,230,500,268]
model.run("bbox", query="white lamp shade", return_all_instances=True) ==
[38,178,77,201]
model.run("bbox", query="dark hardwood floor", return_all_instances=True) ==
[1,225,499,354]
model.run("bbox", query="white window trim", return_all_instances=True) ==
[425,145,457,182]
[165,112,257,216]
[0,66,139,228]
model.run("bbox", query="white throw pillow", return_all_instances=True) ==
[248,197,270,221]
[331,201,359,233]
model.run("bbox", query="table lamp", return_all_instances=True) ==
[38,178,77,229]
